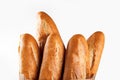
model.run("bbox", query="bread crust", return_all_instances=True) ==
[18,33,40,80]
[36,11,60,48]
[36,12,63,75]
[39,34,64,80]
[63,34,88,80]
[86,31,105,78]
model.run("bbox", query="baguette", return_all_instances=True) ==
[63,34,88,80]
[39,34,64,80]
[86,31,105,79]
[18,33,40,80]
[36,12,62,74]
[36,11,60,49]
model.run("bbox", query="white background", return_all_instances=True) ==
[0,0,119,80]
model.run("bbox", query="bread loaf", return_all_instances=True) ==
[39,34,64,80]
[86,31,105,79]
[63,34,88,80]
[18,33,40,80]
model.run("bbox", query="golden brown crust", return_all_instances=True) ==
[36,12,62,75]
[39,34,64,80]
[86,31,105,78]
[36,11,60,48]
[63,34,88,80]
[18,33,40,80]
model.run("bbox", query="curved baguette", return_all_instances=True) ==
[39,34,64,80]
[18,33,40,80]
[36,12,62,73]
[36,11,60,48]
[86,31,105,78]
[63,34,88,80]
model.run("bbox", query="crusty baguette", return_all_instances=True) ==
[36,11,60,49]
[86,31,105,79]
[63,34,88,80]
[36,12,62,74]
[39,34,64,80]
[18,33,40,80]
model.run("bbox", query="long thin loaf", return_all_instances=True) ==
[18,33,40,80]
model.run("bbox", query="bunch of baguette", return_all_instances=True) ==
[18,11,105,80]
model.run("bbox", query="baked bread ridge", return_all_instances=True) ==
[18,33,40,80]
[63,34,88,80]
[86,31,105,79]
[39,34,64,80]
